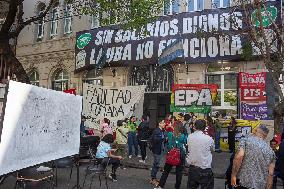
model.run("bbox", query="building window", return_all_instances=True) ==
[83,69,103,85]
[52,70,69,91]
[91,14,100,29]
[164,0,181,15]
[206,61,238,116]
[50,6,59,37]
[130,65,174,93]
[188,0,204,12]
[36,3,45,41]
[29,71,40,86]
[64,4,73,34]
[212,0,230,8]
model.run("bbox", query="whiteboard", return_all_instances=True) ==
[0,81,82,176]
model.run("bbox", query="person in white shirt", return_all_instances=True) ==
[186,119,214,189]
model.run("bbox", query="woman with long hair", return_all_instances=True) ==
[228,117,237,153]
[154,122,187,189]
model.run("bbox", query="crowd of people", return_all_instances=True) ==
[80,113,284,189]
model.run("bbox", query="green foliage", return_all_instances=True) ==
[241,42,254,61]
[78,0,164,31]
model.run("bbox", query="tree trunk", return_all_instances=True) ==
[0,37,29,84]
[273,101,284,134]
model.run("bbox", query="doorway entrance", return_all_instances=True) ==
[129,65,174,128]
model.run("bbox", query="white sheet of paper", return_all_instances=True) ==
[0,81,82,176]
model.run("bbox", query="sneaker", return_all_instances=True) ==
[145,156,148,159]
[137,155,142,158]
[109,173,118,182]
[128,155,132,159]
[139,160,146,163]
[154,187,163,189]
[149,178,159,186]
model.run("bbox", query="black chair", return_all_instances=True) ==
[82,158,110,189]
[54,156,74,188]
[14,166,55,189]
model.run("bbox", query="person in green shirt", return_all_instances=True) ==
[127,116,139,158]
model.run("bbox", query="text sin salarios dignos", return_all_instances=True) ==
[89,12,243,63]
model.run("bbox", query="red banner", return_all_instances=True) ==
[63,88,76,95]
[172,84,219,92]
[240,86,266,101]
[239,72,266,88]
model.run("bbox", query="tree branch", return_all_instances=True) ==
[0,0,17,35]
[9,0,54,38]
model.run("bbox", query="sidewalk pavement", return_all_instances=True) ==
[121,150,231,179]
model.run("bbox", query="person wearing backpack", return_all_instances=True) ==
[115,120,129,158]
[154,122,187,189]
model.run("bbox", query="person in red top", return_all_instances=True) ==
[165,114,175,133]
[205,116,215,139]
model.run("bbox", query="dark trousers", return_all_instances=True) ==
[128,132,138,156]
[139,140,147,160]
[273,174,284,189]
[101,157,120,174]
[228,131,235,152]
[159,163,183,189]
[236,187,249,189]
[187,165,214,189]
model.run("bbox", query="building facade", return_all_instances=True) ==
[16,0,272,127]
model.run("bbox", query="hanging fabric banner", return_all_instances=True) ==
[83,84,146,130]
[171,84,218,113]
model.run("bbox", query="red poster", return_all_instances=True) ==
[172,84,219,92]
[240,86,266,101]
[239,72,266,88]
[63,88,76,95]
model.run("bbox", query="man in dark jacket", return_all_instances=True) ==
[149,120,165,186]
[138,115,150,163]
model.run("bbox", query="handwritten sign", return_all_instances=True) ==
[0,81,82,176]
[241,102,268,120]
[83,84,145,130]
[171,84,218,113]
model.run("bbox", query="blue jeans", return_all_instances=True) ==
[128,132,138,156]
[215,131,221,150]
[151,153,162,179]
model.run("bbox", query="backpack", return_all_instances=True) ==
[166,147,181,166]
[165,136,181,166]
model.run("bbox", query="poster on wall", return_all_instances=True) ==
[170,84,218,113]
[0,81,82,176]
[83,84,146,130]
[241,102,268,120]
[239,72,268,120]
[74,1,281,72]
[220,119,261,151]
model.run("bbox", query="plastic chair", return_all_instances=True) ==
[14,166,55,189]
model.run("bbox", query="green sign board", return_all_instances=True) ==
[251,6,277,28]
[76,33,92,49]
